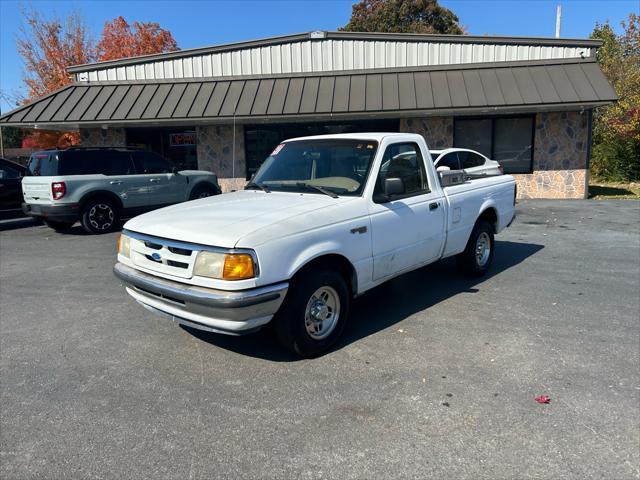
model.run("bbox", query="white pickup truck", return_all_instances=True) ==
[114,133,516,357]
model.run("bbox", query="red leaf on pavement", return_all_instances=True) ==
[535,395,551,404]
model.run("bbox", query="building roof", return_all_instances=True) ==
[0,59,616,128]
[67,30,603,74]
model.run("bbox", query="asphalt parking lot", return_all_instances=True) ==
[1,200,639,479]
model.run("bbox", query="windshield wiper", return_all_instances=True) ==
[245,181,271,193]
[296,182,339,199]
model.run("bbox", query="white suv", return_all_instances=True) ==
[22,148,221,234]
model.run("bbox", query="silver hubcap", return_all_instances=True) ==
[476,231,491,267]
[88,204,114,230]
[304,286,340,340]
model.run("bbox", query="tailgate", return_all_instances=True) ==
[21,178,52,204]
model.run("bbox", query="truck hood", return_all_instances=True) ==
[123,190,358,248]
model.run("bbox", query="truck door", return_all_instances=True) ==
[368,142,445,281]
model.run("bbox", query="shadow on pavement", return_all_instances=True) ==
[0,217,39,232]
[185,240,544,361]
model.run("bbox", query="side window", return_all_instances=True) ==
[0,165,21,179]
[132,152,174,174]
[374,142,429,197]
[436,153,461,170]
[99,151,134,175]
[460,151,485,169]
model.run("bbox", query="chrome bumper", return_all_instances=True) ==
[113,262,288,335]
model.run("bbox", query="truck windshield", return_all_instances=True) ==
[249,139,378,196]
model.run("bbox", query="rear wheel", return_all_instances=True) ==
[457,220,494,276]
[81,199,118,234]
[45,220,74,232]
[274,268,350,358]
[189,184,219,200]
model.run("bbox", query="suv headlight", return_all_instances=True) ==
[193,251,256,281]
[117,234,131,258]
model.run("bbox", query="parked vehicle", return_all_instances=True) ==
[22,147,221,234]
[114,133,516,357]
[431,148,503,176]
[0,158,27,219]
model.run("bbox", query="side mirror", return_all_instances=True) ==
[384,177,405,196]
[436,165,451,172]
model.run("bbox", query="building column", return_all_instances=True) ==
[79,128,126,147]
[399,117,453,149]
[513,111,590,199]
[196,125,246,193]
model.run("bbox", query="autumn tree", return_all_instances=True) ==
[96,16,178,62]
[590,14,640,181]
[342,0,463,35]
[17,8,94,148]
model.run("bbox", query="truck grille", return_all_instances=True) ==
[127,232,199,279]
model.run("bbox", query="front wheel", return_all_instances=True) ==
[80,199,118,234]
[274,269,350,358]
[457,220,494,276]
[189,185,219,200]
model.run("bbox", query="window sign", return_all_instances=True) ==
[169,132,196,147]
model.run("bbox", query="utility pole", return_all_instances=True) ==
[555,5,562,38]
[0,107,4,158]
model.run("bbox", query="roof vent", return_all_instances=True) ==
[310,30,327,39]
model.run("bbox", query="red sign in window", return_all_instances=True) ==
[169,132,196,147]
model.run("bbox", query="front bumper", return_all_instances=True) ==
[113,262,288,335]
[22,202,80,222]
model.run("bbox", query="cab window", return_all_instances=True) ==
[374,142,429,198]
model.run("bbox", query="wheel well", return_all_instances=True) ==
[294,254,357,297]
[80,191,123,212]
[191,182,220,195]
[478,207,498,232]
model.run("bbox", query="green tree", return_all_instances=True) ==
[590,14,640,181]
[342,0,463,34]
[1,127,27,149]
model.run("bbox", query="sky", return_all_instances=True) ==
[0,0,637,111]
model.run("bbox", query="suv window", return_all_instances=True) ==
[58,150,134,176]
[436,152,461,170]
[27,153,58,176]
[458,151,485,169]
[375,142,429,197]
[0,164,21,179]
[132,152,174,174]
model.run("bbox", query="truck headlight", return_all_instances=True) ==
[117,234,131,258]
[193,251,256,281]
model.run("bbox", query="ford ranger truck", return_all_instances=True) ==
[114,133,516,357]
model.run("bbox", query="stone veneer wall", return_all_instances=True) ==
[513,111,589,199]
[80,128,126,147]
[400,111,590,199]
[399,117,453,149]
[196,125,246,192]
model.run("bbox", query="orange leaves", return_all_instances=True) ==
[96,16,178,62]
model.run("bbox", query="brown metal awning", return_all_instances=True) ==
[0,58,616,128]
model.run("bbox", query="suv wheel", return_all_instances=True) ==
[274,268,350,358]
[189,185,219,200]
[45,220,74,232]
[81,199,118,234]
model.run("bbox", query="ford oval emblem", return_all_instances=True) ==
[151,252,162,262]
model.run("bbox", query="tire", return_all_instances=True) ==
[45,220,74,232]
[274,268,350,358]
[457,220,494,276]
[189,184,219,200]
[80,198,119,234]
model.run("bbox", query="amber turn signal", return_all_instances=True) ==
[222,254,255,280]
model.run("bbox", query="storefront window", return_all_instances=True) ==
[454,116,534,174]
[126,127,197,170]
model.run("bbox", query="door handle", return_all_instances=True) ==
[149,178,160,183]
[429,202,439,210]
[109,181,123,185]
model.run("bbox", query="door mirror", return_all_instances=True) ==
[384,177,405,196]
[436,165,451,172]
